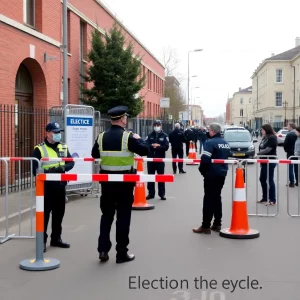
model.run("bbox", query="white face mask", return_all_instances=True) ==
[154,126,161,132]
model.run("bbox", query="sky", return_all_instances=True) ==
[102,0,300,118]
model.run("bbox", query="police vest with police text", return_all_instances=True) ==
[35,142,68,170]
[97,131,134,171]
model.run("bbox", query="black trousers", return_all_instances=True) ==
[185,142,190,156]
[147,162,165,197]
[98,181,134,256]
[44,183,66,243]
[171,147,184,172]
[202,175,226,228]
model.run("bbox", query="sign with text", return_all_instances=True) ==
[65,115,94,185]
[160,98,170,108]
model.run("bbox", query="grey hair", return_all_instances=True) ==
[175,123,180,128]
[209,123,222,133]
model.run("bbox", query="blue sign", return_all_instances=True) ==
[67,116,93,126]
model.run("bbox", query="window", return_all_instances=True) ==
[275,92,283,106]
[240,98,243,104]
[240,109,243,116]
[274,116,282,122]
[276,69,283,83]
[24,0,35,27]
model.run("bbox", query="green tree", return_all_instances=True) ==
[80,22,145,117]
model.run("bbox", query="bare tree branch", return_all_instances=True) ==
[162,46,180,77]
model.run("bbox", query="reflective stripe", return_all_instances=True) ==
[202,151,212,157]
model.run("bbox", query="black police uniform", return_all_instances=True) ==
[91,106,149,263]
[195,132,230,232]
[145,121,169,200]
[169,127,186,173]
[32,123,75,251]
[184,128,194,156]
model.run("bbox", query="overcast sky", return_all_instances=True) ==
[103,0,300,118]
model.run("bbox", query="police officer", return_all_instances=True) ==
[169,123,186,174]
[193,123,230,234]
[91,106,149,264]
[145,120,169,200]
[184,127,194,156]
[32,122,75,252]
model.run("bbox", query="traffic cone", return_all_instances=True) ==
[132,160,155,210]
[186,141,199,165]
[219,167,260,239]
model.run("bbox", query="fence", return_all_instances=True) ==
[0,104,174,195]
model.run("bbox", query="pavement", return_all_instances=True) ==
[1,143,300,299]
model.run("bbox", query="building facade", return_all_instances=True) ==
[251,39,300,129]
[0,0,165,159]
[182,104,203,126]
[226,87,253,127]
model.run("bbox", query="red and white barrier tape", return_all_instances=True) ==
[38,173,174,182]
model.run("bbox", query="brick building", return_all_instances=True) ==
[0,0,164,156]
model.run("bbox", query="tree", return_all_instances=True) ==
[80,22,146,117]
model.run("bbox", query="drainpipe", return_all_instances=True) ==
[293,66,296,122]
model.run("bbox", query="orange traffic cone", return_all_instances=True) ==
[220,167,259,239]
[186,141,199,165]
[132,160,155,211]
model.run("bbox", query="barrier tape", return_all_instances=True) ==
[39,173,174,182]
[40,157,300,164]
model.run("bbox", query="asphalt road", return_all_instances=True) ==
[0,142,300,300]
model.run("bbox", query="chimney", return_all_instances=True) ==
[271,53,275,56]
[296,37,300,47]
[239,87,241,91]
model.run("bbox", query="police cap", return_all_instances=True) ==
[45,122,64,133]
[153,120,162,126]
[107,106,129,120]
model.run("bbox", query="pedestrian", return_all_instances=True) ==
[91,106,149,263]
[294,127,300,185]
[184,127,194,156]
[198,126,208,154]
[32,122,75,253]
[169,123,186,174]
[145,120,169,200]
[256,124,278,206]
[284,122,298,187]
[193,123,230,234]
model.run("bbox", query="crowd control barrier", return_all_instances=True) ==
[19,172,174,271]
[287,156,300,217]
[0,157,41,244]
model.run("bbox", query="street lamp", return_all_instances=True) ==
[191,86,200,105]
[188,49,203,122]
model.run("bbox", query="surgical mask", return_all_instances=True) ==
[154,126,161,132]
[52,133,61,142]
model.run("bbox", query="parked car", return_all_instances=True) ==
[223,129,256,159]
[277,129,289,145]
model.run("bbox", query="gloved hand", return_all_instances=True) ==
[45,167,57,174]
[54,166,65,173]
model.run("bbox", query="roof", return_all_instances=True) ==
[232,86,252,97]
[265,45,300,61]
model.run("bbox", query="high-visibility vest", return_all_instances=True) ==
[97,130,134,171]
[35,142,68,170]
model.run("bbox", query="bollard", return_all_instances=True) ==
[20,174,60,271]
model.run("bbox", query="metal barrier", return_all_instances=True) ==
[287,155,300,217]
[241,155,279,217]
[0,157,41,244]
[19,172,174,271]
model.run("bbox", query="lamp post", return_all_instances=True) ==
[188,49,203,122]
[62,0,68,107]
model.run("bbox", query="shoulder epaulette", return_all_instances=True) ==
[36,142,45,147]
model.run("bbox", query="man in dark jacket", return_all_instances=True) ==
[284,123,298,187]
[184,127,194,156]
[145,120,169,200]
[198,126,208,154]
[193,123,230,234]
[169,123,186,174]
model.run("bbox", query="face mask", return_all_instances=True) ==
[52,133,61,142]
[154,126,161,132]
